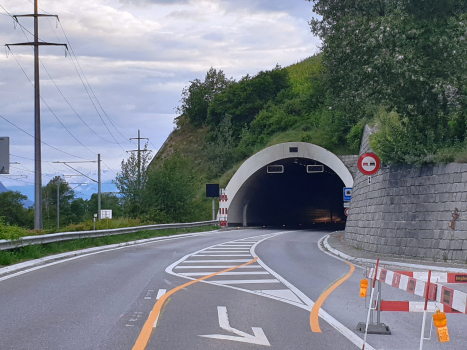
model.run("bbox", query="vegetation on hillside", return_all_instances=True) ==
[309,0,467,165]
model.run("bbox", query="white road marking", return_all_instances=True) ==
[211,279,280,285]
[194,254,252,257]
[203,248,251,250]
[199,306,270,346]
[174,265,262,269]
[180,272,270,276]
[167,232,376,349]
[156,289,166,300]
[200,251,251,253]
[258,289,303,303]
[182,259,251,263]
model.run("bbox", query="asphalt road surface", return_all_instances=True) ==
[0,228,466,350]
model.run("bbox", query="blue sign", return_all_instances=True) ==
[343,188,352,202]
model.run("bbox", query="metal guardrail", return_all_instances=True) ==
[0,220,218,251]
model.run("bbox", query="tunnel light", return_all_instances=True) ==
[267,165,284,173]
[307,165,324,173]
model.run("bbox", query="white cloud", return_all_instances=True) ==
[0,0,320,194]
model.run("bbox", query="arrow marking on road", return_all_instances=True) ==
[199,306,270,346]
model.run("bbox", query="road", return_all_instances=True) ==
[0,228,466,350]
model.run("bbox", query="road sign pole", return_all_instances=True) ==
[212,198,216,221]
[57,181,60,231]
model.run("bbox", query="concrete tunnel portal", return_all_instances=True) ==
[225,142,354,227]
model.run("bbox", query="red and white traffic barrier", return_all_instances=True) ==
[368,267,467,314]
[395,271,467,284]
[379,301,460,313]
[218,189,228,227]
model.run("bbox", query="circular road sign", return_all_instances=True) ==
[345,208,350,216]
[358,153,381,176]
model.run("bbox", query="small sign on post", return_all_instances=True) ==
[343,188,352,201]
[0,137,10,174]
[101,209,112,219]
[206,184,220,221]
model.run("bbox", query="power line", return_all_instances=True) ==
[8,42,98,156]
[57,21,132,145]
[0,4,46,42]
[39,17,126,146]
[0,113,91,160]
[0,176,35,185]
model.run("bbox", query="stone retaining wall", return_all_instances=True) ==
[345,126,467,263]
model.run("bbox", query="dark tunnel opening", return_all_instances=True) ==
[230,158,346,228]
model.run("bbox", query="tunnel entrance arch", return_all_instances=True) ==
[225,142,354,227]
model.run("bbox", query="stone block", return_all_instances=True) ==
[453,173,462,183]
[439,240,449,249]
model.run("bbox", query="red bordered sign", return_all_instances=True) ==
[358,153,381,176]
[344,208,350,216]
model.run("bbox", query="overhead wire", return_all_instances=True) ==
[41,17,126,145]
[0,113,91,160]
[2,3,142,174]
[3,3,131,162]
[0,177,35,185]
[55,21,133,150]
[8,48,98,156]
[0,4,47,42]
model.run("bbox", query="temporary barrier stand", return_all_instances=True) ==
[365,264,465,349]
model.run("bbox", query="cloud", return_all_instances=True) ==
[0,0,319,193]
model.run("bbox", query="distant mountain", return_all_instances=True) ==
[0,181,8,193]
[0,181,34,208]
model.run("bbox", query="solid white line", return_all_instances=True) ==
[200,251,251,253]
[180,272,269,276]
[203,248,251,250]
[194,254,252,257]
[156,289,166,300]
[182,259,251,263]
[174,265,262,269]
[211,279,280,285]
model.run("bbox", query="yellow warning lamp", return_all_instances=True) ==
[360,278,369,298]
[433,310,450,343]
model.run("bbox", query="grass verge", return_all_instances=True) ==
[0,225,219,267]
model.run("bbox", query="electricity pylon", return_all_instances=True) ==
[6,1,67,229]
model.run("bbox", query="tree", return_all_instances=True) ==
[88,193,123,219]
[308,0,467,163]
[176,68,232,127]
[207,65,290,137]
[0,191,33,228]
[142,153,198,223]
[206,114,236,176]
[42,176,75,229]
[114,143,153,217]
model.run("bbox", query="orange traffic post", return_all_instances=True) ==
[360,279,369,298]
[433,310,450,343]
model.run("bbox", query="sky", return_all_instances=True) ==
[0,0,320,199]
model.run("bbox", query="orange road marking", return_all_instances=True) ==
[132,257,259,350]
[310,261,355,333]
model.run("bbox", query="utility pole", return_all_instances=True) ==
[6,1,67,230]
[129,130,149,212]
[57,179,60,230]
[98,154,101,221]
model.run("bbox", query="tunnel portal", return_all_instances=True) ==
[225,142,353,228]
